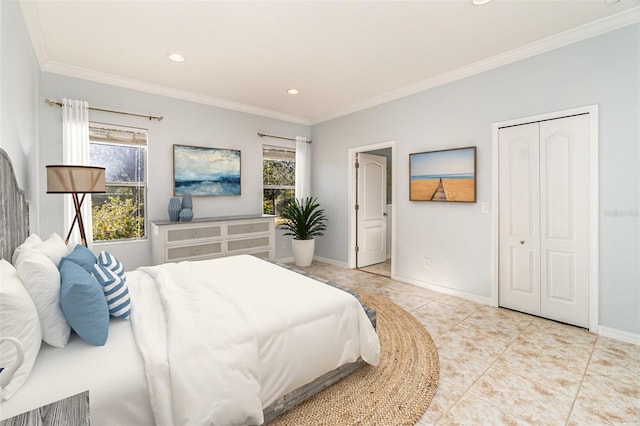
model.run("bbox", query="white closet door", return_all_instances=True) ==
[539,115,590,327]
[499,114,590,328]
[498,122,541,316]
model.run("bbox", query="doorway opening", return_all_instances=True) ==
[348,141,395,278]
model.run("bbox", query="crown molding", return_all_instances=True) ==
[19,1,49,68]
[41,62,312,125]
[311,6,640,124]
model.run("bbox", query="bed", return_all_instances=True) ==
[0,148,380,425]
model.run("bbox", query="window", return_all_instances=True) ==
[263,145,295,221]
[89,123,147,242]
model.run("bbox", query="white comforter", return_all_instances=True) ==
[131,255,380,426]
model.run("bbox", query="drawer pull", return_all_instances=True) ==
[192,232,199,238]
[193,248,199,254]
[248,226,253,232]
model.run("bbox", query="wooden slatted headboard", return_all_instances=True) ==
[0,148,29,261]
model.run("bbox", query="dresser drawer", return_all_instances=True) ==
[227,221,270,236]
[167,225,221,243]
[167,242,222,261]
[227,236,270,253]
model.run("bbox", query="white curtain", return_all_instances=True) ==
[295,136,311,201]
[62,98,93,248]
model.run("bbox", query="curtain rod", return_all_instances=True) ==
[257,132,312,143]
[45,99,163,121]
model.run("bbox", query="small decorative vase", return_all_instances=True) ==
[182,193,193,210]
[179,208,193,222]
[168,197,182,222]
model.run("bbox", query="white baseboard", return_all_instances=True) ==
[313,255,349,268]
[273,255,348,269]
[598,326,640,346]
[392,274,493,306]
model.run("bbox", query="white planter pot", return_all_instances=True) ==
[291,238,315,267]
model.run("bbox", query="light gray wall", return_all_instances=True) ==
[311,24,640,335]
[0,0,39,235]
[38,73,309,267]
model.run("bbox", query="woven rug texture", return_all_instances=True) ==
[268,292,439,425]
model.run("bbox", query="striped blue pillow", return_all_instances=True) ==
[92,264,131,319]
[97,251,125,281]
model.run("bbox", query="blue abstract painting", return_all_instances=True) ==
[173,144,241,196]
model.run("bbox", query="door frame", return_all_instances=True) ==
[347,141,396,276]
[491,105,599,332]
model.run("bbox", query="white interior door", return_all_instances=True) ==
[498,114,590,327]
[357,153,387,267]
[499,122,541,316]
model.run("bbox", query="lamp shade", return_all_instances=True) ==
[46,165,106,194]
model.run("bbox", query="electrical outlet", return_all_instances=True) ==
[423,258,431,269]
[481,202,489,213]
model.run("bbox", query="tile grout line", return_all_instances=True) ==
[564,334,599,426]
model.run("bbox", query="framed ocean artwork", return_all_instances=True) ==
[409,146,476,202]
[173,144,241,196]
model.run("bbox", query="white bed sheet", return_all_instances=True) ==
[0,310,154,424]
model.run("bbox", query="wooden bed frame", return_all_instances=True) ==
[0,147,375,424]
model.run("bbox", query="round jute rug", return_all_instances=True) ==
[267,292,439,426]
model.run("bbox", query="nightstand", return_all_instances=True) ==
[0,391,89,426]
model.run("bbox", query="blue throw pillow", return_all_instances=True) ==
[96,251,125,281]
[92,264,131,319]
[60,244,97,273]
[59,260,109,345]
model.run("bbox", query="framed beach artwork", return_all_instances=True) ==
[173,144,241,196]
[409,146,476,202]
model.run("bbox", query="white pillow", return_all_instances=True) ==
[12,233,69,268]
[34,233,69,267]
[11,234,42,265]
[0,259,42,401]
[15,250,71,348]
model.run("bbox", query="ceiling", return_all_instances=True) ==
[20,1,640,125]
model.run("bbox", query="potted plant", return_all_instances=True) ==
[279,197,327,266]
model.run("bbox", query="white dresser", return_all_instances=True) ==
[150,214,275,265]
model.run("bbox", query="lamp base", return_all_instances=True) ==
[65,193,88,247]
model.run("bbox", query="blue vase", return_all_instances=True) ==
[182,193,193,210]
[168,198,181,222]
[179,208,193,222]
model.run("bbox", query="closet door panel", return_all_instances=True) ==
[498,123,540,315]
[539,115,590,327]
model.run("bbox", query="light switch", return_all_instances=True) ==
[481,202,489,213]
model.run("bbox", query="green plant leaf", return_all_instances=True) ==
[278,197,327,240]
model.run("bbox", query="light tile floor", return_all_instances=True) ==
[291,261,640,425]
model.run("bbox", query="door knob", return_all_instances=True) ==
[520,240,525,245]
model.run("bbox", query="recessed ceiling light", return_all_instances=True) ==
[472,0,491,4]
[287,89,300,95]
[168,53,185,62]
